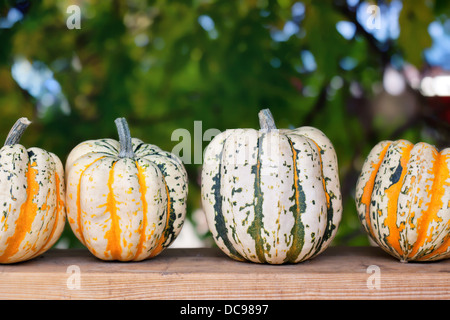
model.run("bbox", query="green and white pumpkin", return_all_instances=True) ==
[201,109,342,264]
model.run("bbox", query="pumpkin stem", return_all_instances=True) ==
[4,117,32,146]
[258,108,277,131]
[115,117,135,159]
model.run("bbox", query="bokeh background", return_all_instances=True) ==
[0,0,449,249]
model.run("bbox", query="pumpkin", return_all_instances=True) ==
[65,118,188,261]
[0,118,66,264]
[355,139,450,262]
[201,109,342,264]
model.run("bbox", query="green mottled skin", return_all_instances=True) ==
[201,110,343,264]
[247,136,265,262]
[285,138,306,263]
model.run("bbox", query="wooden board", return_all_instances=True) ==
[0,246,448,300]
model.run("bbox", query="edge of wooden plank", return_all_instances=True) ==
[0,246,448,300]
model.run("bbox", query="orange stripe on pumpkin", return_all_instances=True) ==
[310,141,330,208]
[0,162,40,263]
[103,161,122,260]
[360,143,391,239]
[409,150,450,259]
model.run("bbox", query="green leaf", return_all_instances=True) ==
[302,3,348,77]
[397,0,434,67]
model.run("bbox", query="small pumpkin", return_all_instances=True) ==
[355,140,450,262]
[65,118,188,261]
[201,109,342,264]
[0,118,66,264]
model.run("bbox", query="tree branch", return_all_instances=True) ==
[333,0,392,67]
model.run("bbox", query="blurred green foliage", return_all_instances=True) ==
[0,0,449,248]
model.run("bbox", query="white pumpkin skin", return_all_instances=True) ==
[356,140,450,262]
[65,119,188,261]
[201,109,342,264]
[0,118,66,264]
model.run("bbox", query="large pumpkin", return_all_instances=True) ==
[0,118,66,264]
[355,139,450,262]
[201,109,342,264]
[65,118,188,261]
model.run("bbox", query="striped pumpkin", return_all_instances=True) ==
[355,140,450,262]
[65,118,188,261]
[201,109,342,264]
[0,118,66,264]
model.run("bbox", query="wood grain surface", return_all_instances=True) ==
[0,246,448,300]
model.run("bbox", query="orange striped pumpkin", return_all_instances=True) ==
[0,118,66,264]
[355,139,450,262]
[65,118,188,261]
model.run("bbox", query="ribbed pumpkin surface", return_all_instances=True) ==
[0,118,66,264]
[65,120,188,261]
[201,110,342,264]
[356,140,450,262]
